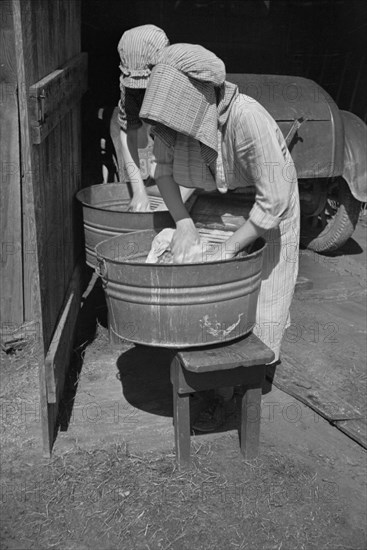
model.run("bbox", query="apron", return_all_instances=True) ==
[252,187,300,361]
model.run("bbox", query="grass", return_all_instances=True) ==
[1,438,364,550]
[1,320,366,550]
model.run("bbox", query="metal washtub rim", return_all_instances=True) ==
[108,325,256,349]
[76,185,171,215]
[97,240,267,268]
[84,223,134,236]
[75,183,130,208]
[103,270,262,305]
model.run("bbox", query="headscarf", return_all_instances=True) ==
[118,25,169,89]
[139,43,238,165]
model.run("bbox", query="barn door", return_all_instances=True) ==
[12,0,88,456]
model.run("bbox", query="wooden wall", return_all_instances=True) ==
[12,0,83,351]
[1,0,86,454]
[0,0,23,329]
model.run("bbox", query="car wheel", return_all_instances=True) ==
[300,178,361,253]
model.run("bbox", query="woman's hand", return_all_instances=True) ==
[203,241,240,263]
[128,189,152,212]
[171,218,202,263]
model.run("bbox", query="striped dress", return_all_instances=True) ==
[153,93,300,361]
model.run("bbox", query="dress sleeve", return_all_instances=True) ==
[152,136,174,180]
[235,108,293,230]
[117,80,144,131]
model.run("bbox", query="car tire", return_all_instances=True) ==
[301,179,361,253]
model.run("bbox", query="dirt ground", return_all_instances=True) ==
[1,216,366,550]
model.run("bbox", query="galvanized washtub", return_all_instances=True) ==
[95,230,266,348]
[76,183,174,267]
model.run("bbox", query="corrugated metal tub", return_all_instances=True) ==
[95,230,266,348]
[76,183,175,267]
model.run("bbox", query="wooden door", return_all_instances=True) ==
[10,0,87,455]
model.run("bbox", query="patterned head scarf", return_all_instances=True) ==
[139,44,229,165]
[118,25,169,89]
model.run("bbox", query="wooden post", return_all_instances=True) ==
[240,386,263,460]
[0,0,24,329]
[170,357,191,470]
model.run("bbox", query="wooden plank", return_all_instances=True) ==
[0,1,23,326]
[334,418,367,449]
[35,0,81,81]
[45,260,83,404]
[62,108,75,285]
[277,285,367,427]
[12,0,43,329]
[177,365,263,394]
[12,0,84,456]
[272,354,363,422]
[29,52,88,144]
[12,0,48,456]
[13,0,84,351]
[38,120,65,347]
[178,333,274,372]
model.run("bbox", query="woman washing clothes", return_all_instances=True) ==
[140,44,300,431]
[117,24,169,211]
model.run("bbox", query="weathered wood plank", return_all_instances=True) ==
[29,53,88,144]
[12,0,48,456]
[40,123,65,346]
[334,418,367,449]
[12,0,43,329]
[62,105,83,283]
[272,353,363,422]
[45,260,83,404]
[179,333,274,372]
[13,0,83,351]
[12,0,84,456]
[0,1,23,326]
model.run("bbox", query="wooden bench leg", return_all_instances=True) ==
[172,390,191,470]
[171,357,191,470]
[240,386,262,460]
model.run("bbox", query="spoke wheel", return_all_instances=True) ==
[300,178,361,253]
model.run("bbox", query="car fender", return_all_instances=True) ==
[340,110,367,203]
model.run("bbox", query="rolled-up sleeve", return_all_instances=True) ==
[235,109,293,230]
[152,136,174,180]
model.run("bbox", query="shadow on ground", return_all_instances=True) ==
[115,344,277,439]
[56,273,109,436]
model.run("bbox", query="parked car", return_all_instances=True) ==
[227,74,367,253]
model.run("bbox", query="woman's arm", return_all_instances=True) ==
[156,174,201,263]
[155,174,190,223]
[204,219,265,262]
[120,128,151,211]
[207,109,292,262]
[154,135,202,262]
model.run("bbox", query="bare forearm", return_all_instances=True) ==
[156,175,191,223]
[226,219,265,252]
[206,219,265,262]
[120,129,145,192]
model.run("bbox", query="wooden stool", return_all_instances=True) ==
[170,332,274,469]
